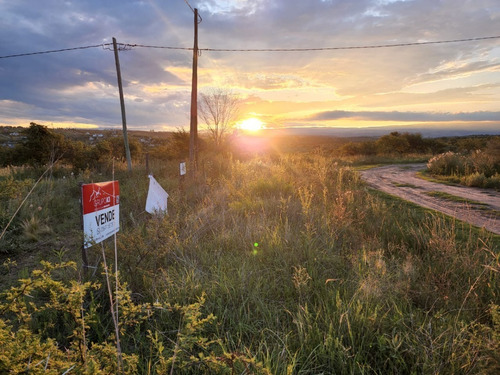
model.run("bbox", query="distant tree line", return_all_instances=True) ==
[0,123,192,171]
[338,131,498,157]
[1,123,498,173]
[339,132,446,156]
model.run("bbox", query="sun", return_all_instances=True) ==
[237,118,264,131]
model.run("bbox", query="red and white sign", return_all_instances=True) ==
[82,181,120,248]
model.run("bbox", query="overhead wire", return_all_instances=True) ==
[0,35,499,59]
[182,0,202,23]
[115,35,500,53]
[0,44,109,59]
[125,43,193,51]
[183,0,195,13]
[200,35,500,52]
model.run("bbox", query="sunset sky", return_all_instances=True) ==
[0,0,499,132]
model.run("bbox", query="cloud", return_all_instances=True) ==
[410,60,500,86]
[0,0,197,128]
[308,110,500,122]
[0,0,499,130]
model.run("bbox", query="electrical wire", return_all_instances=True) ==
[0,44,109,59]
[0,35,499,59]
[126,43,193,51]
[183,0,195,13]
[120,35,500,53]
[182,0,202,23]
[200,35,500,52]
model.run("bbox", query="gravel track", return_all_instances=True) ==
[360,164,500,235]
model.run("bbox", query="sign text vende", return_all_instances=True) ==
[82,181,120,248]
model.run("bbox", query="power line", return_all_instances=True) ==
[0,44,109,59]
[182,0,202,23]
[200,35,500,52]
[0,35,499,59]
[127,43,193,51]
[183,0,195,13]
[118,35,500,53]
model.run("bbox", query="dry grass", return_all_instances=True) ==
[0,152,499,373]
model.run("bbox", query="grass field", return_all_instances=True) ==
[1,152,499,374]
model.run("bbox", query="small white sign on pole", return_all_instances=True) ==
[180,162,186,176]
[82,181,120,249]
[145,175,169,214]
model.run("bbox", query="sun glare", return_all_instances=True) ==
[238,118,264,131]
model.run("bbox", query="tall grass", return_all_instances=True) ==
[427,151,500,189]
[1,153,499,373]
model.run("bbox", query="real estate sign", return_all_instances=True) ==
[82,181,120,248]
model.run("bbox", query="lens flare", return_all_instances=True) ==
[238,118,264,131]
[252,242,259,255]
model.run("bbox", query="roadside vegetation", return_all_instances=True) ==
[0,123,499,373]
[426,137,500,189]
[338,131,443,158]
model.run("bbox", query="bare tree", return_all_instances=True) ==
[198,88,240,148]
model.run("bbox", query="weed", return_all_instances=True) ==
[392,182,419,188]
[21,215,52,242]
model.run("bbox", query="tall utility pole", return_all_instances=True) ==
[112,37,133,172]
[189,8,199,170]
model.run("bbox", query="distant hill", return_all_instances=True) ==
[264,123,500,138]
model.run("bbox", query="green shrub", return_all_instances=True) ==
[15,123,68,166]
[470,150,497,177]
[0,146,15,167]
[461,172,487,187]
[427,151,470,176]
[250,176,293,198]
[376,132,411,155]
[484,173,500,189]
[0,261,268,374]
[0,175,33,201]
[427,147,500,189]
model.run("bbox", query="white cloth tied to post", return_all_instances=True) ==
[145,175,169,215]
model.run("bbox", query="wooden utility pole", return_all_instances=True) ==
[189,9,199,171]
[79,183,89,277]
[112,37,133,172]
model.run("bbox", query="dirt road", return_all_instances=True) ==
[360,164,500,235]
